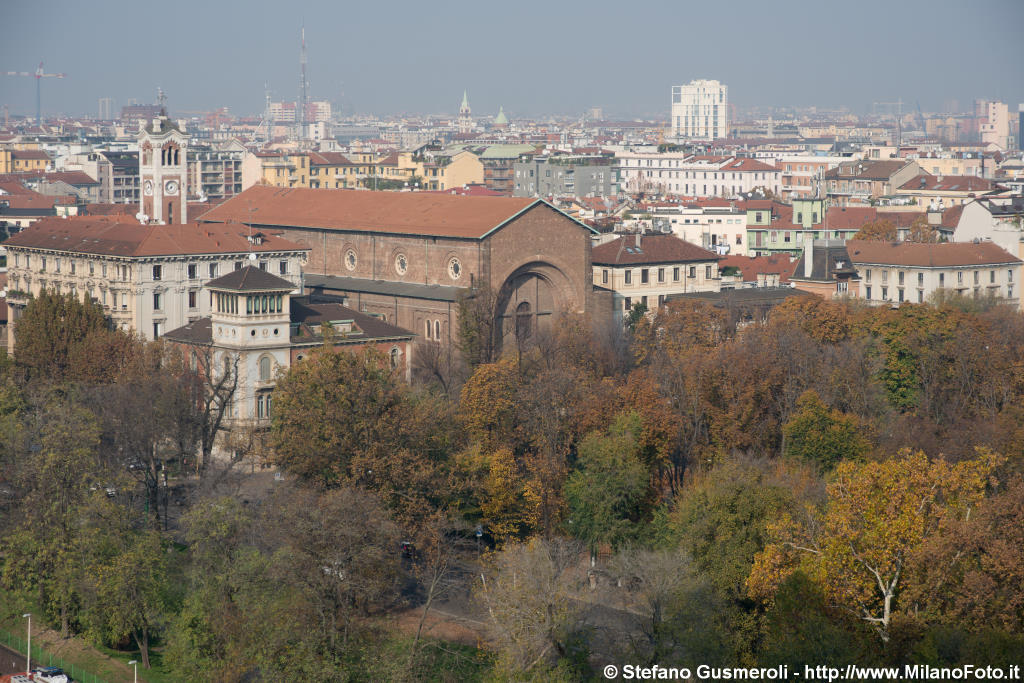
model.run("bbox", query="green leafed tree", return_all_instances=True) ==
[564,412,651,556]
[783,390,872,472]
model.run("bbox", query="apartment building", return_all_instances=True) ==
[649,201,749,255]
[824,159,921,206]
[847,241,1022,306]
[593,233,721,316]
[4,218,309,348]
[774,155,845,200]
[513,154,617,198]
[670,79,728,141]
[618,153,780,198]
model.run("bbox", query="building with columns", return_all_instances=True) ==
[3,217,308,349]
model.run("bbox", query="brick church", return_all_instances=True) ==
[197,185,599,351]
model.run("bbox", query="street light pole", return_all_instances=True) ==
[22,613,30,675]
[128,659,138,683]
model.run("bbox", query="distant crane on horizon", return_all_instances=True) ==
[3,61,67,126]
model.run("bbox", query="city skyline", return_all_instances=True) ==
[2,0,1023,120]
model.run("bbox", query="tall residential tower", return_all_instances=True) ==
[671,79,728,141]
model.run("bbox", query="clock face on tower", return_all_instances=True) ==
[143,180,153,196]
[164,180,179,196]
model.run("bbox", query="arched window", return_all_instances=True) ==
[424,319,431,340]
[515,301,532,341]
[390,347,400,369]
[434,320,441,341]
[259,356,272,382]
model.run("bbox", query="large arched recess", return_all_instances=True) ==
[493,260,578,352]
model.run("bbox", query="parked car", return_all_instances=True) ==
[32,667,70,683]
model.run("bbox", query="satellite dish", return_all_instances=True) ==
[248,252,257,261]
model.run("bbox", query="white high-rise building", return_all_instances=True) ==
[671,79,728,141]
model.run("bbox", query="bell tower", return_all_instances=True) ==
[458,90,473,135]
[138,99,188,224]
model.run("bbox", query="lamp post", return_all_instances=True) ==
[22,613,30,675]
[128,659,138,683]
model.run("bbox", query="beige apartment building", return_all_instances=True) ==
[592,233,721,316]
[4,218,308,349]
[846,240,1022,307]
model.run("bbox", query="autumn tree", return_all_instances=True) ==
[783,391,872,472]
[906,474,1024,633]
[905,214,939,243]
[602,549,731,667]
[477,537,589,680]
[13,290,108,380]
[269,346,406,485]
[851,219,897,242]
[457,283,500,367]
[769,296,852,344]
[747,449,1002,643]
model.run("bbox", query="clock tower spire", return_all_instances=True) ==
[138,100,188,224]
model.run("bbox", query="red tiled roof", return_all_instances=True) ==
[719,158,777,172]
[898,174,995,192]
[10,149,51,161]
[825,206,878,230]
[1,194,57,210]
[0,171,97,186]
[847,241,1022,267]
[427,184,505,197]
[592,233,718,266]
[82,203,136,216]
[938,204,965,229]
[718,253,798,283]
[308,151,354,166]
[3,217,308,258]
[197,185,548,239]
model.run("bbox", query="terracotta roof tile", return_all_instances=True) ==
[718,253,798,283]
[10,149,51,161]
[197,185,548,239]
[3,217,308,258]
[847,241,1022,268]
[592,234,718,266]
[898,174,995,192]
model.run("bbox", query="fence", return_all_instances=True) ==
[0,626,112,683]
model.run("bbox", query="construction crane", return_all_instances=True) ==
[3,62,66,126]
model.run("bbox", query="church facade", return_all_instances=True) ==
[196,185,598,352]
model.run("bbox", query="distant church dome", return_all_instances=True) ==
[493,105,508,127]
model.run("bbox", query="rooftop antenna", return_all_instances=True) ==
[264,82,272,146]
[297,25,308,139]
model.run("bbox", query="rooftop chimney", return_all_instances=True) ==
[804,234,814,279]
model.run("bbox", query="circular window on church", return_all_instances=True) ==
[395,253,408,276]
[447,257,462,280]
[345,249,357,271]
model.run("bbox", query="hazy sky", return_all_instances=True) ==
[2,0,1022,120]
